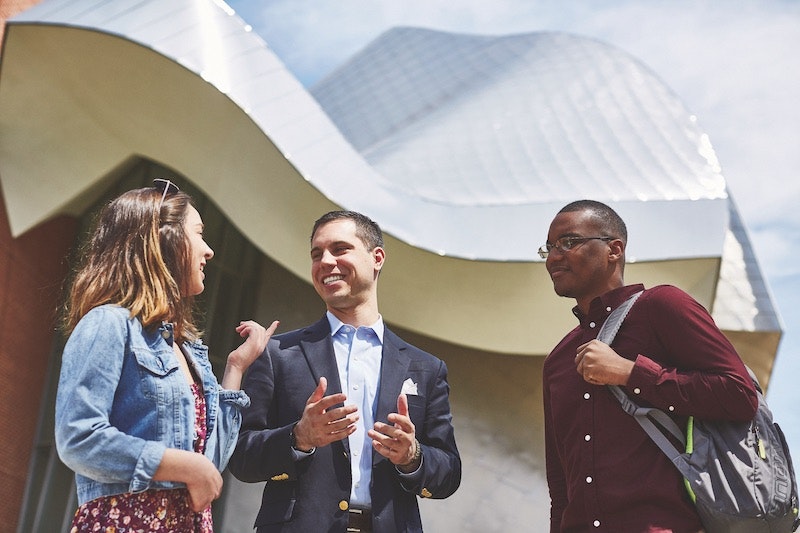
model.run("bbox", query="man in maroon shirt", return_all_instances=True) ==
[541,200,758,533]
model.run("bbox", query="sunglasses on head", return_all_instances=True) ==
[153,179,180,210]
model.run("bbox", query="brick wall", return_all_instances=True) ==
[0,0,39,41]
[0,188,76,528]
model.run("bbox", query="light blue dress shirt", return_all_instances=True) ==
[327,311,384,509]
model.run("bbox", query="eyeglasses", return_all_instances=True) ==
[153,179,179,210]
[538,236,613,259]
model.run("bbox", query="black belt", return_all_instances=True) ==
[347,508,373,532]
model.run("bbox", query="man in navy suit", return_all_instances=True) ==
[229,210,461,533]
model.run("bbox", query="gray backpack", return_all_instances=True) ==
[599,291,800,533]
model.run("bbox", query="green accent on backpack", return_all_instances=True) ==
[684,416,696,504]
[600,291,800,533]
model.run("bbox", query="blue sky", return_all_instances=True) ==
[226,0,800,455]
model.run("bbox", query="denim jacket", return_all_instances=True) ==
[55,304,250,504]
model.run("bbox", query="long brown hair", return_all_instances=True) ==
[63,185,200,342]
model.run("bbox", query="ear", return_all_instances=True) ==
[608,239,624,262]
[373,246,386,272]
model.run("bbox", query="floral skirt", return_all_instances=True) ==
[69,489,213,532]
[70,383,212,532]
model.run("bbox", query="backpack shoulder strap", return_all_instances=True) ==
[598,290,688,453]
[595,290,643,345]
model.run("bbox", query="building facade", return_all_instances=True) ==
[0,1,781,531]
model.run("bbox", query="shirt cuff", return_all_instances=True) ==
[395,452,424,477]
[290,446,315,461]
[627,354,661,394]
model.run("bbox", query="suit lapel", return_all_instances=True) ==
[374,329,411,466]
[299,317,343,396]
[299,316,349,455]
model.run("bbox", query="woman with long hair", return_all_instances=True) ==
[56,180,278,532]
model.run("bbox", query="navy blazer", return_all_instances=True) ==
[229,317,461,533]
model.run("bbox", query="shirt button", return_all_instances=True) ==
[584,392,591,400]
[589,321,596,328]
[586,476,593,483]
[593,520,601,527]
[668,405,675,412]
[161,330,170,339]
[353,385,359,390]
[584,434,591,441]
[606,306,612,312]
[633,387,641,394]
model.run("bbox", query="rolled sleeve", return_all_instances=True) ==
[130,441,167,493]
[219,388,251,409]
[206,388,250,471]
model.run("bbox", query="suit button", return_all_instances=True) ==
[339,500,349,511]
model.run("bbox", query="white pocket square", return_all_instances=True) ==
[401,378,418,396]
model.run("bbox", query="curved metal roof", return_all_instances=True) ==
[313,27,726,207]
[2,0,729,263]
[310,25,781,378]
[309,26,731,263]
[0,0,780,375]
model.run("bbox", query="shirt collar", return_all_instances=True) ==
[572,284,645,323]
[325,310,385,344]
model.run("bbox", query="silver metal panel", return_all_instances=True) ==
[312,28,727,208]
[4,0,778,336]
[715,198,782,332]
[9,2,726,263]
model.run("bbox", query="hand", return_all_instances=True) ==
[183,452,224,512]
[154,449,223,513]
[575,339,635,386]
[228,320,279,371]
[221,320,279,390]
[292,377,359,450]
[368,393,419,472]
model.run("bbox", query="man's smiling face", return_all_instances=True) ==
[310,218,384,314]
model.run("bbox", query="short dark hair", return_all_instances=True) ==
[311,210,384,250]
[558,200,627,243]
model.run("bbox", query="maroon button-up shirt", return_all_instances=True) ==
[544,284,758,533]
